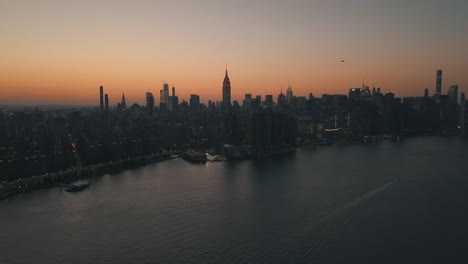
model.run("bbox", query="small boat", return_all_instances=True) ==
[181,151,207,163]
[64,183,90,192]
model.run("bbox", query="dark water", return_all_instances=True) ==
[1,137,468,264]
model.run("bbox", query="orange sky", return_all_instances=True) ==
[1,0,467,105]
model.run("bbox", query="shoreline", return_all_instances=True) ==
[0,152,179,201]
[1,133,464,201]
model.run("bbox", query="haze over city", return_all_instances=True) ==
[1,0,467,105]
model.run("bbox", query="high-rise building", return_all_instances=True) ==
[265,95,274,108]
[190,94,200,113]
[277,90,286,106]
[146,92,155,113]
[461,93,466,129]
[121,93,127,111]
[349,88,362,101]
[286,87,293,104]
[104,94,109,111]
[170,86,178,112]
[160,83,170,111]
[424,88,429,98]
[447,85,458,104]
[222,68,231,110]
[243,93,252,110]
[436,69,443,99]
[99,85,104,111]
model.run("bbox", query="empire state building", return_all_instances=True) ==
[222,67,231,109]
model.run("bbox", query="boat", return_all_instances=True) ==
[181,151,207,162]
[206,153,227,162]
[64,183,90,192]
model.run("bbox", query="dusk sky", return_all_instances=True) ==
[1,0,467,105]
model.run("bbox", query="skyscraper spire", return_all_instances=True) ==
[225,65,229,78]
[121,93,127,110]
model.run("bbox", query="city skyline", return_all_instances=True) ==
[1,0,467,104]
[1,67,465,107]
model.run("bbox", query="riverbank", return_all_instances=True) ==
[0,152,179,200]
[2,133,464,201]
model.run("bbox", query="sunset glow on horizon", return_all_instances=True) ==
[1,0,467,105]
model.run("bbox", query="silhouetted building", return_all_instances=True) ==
[99,85,104,112]
[222,68,231,110]
[424,88,429,98]
[170,86,179,112]
[265,95,274,108]
[120,93,127,111]
[447,85,458,104]
[435,69,443,101]
[349,88,361,101]
[146,92,155,114]
[104,94,109,111]
[461,93,466,129]
[277,90,286,107]
[160,83,170,111]
[243,93,252,110]
[286,86,293,104]
[256,95,262,105]
[190,94,200,114]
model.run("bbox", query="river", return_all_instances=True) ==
[1,137,468,263]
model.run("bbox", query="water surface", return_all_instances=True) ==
[1,137,468,263]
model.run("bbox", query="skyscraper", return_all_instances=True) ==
[104,94,109,111]
[424,88,429,98]
[348,88,362,101]
[461,93,466,129]
[222,68,231,110]
[170,86,178,112]
[146,92,155,113]
[160,83,170,110]
[286,86,293,104]
[121,93,127,110]
[99,85,104,112]
[447,85,458,104]
[265,95,274,108]
[277,90,286,106]
[436,70,443,99]
[190,94,200,113]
